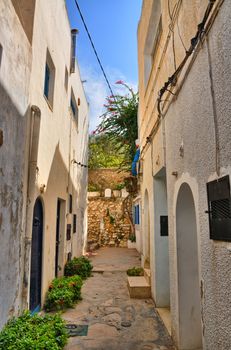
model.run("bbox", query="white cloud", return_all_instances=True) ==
[79,64,138,132]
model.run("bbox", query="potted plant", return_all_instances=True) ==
[127,234,136,249]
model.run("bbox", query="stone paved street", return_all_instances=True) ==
[63,248,175,350]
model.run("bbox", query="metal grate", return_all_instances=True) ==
[207,175,231,242]
[210,198,231,219]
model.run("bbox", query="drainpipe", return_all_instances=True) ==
[70,29,78,73]
[22,105,41,309]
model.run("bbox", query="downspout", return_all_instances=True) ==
[22,105,41,309]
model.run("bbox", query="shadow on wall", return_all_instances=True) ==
[43,143,87,272]
[0,81,30,329]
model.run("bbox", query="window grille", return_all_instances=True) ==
[207,175,231,241]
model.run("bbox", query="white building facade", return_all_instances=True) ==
[138,1,231,349]
[0,0,88,327]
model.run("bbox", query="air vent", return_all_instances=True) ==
[207,175,231,241]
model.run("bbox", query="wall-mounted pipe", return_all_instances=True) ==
[70,29,79,73]
[22,105,41,309]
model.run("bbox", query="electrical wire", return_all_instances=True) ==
[157,0,216,118]
[140,0,217,159]
[71,159,88,168]
[73,0,118,104]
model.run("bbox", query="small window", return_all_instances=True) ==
[133,205,140,225]
[70,90,78,122]
[73,214,77,233]
[65,66,68,91]
[66,224,71,240]
[160,216,168,236]
[44,49,55,108]
[69,194,72,214]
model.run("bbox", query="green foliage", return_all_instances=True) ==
[127,267,144,277]
[88,183,100,192]
[44,275,82,311]
[114,182,125,190]
[88,134,127,169]
[129,234,136,242]
[0,311,68,350]
[106,208,115,225]
[64,256,93,279]
[94,82,138,170]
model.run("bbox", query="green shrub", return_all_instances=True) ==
[64,256,93,279]
[129,234,136,242]
[44,275,82,311]
[127,266,144,276]
[114,183,125,190]
[0,311,68,350]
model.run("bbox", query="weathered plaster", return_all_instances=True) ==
[138,0,231,348]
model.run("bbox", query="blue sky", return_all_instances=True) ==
[66,0,142,131]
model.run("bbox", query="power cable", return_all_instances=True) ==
[140,0,217,159]
[73,0,117,103]
[157,0,216,118]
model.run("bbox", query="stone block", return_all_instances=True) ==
[105,189,112,197]
[113,190,121,198]
[88,191,101,197]
[121,188,129,198]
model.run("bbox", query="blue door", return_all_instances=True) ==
[29,198,43,312]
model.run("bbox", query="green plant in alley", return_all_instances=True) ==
[44,275,83,311]
[64,256,93,279]
[129,233,136,242]
[106,208,116,225]
[127,267,144,277]
[88,133,127,169]
[94,81,138,170]
[114,182,125,190]
[0,311,68,350]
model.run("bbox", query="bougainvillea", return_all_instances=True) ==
[94,81,138,170]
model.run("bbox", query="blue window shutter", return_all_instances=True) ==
[44,64,50,98]
[70,97,76,116]
[137,205,140,225]
[133,206,136,224]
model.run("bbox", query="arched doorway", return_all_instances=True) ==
[144,190,150,267]
[29,198,43,312]
[176,183,202,349]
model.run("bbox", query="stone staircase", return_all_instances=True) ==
[127,268,151,298]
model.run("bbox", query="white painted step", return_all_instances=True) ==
[127,276,151,299]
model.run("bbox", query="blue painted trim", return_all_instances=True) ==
[30,304,41,315]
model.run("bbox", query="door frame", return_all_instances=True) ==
[29,197,44,313]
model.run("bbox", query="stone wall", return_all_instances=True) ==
[88,168,129,192]
[88,168,133,250]
[87,192,132,250]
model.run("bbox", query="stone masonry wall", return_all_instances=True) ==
[88,195,132,250]
[87,169,133,250]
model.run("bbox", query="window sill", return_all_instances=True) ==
[44,94,53,112]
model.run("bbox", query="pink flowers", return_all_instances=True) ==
[115,80,124,85]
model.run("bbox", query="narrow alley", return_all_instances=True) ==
[1,0,231,349]
[63,248,174,350]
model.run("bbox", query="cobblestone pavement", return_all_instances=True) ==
[63,248,175,350]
